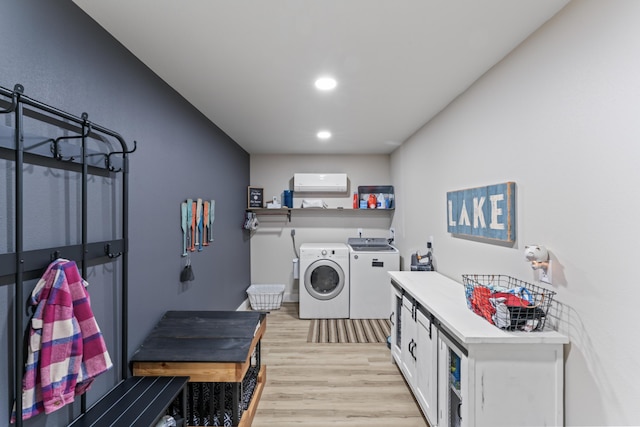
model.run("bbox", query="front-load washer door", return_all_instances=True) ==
[304,259,345,300]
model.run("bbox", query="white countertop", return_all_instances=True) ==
[389,271,569,345]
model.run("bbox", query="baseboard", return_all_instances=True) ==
[236,298,250,311]
[284,292,299,303]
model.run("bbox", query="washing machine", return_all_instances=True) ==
[299,243,350,319]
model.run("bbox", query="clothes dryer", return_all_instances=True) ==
[299,243,350,319]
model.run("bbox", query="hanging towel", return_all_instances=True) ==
[12,259,113,422]
[301,199,327,208]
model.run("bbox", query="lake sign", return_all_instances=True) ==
[446,182,515,242]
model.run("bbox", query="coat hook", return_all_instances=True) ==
[105,243,122,259]
[50,121,92,162]
[51,250,61,261]
[105,140,137,172]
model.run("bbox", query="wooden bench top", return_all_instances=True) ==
[131,311,264,364]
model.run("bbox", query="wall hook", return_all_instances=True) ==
[50,250,61,261]
[105,243,122,259]
[50,120,92,162]
[105,140,137,172]
[524,245,552,284]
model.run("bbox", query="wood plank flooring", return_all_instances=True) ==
[252,303,429,427]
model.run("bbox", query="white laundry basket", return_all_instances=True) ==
[247,284,285,311]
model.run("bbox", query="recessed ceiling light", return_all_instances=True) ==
[317,131,332,140]
[315,77,337,91]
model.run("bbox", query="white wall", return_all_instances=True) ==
[250,154,393,301]
[391,1,640,425]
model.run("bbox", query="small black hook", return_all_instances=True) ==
[105,243,122,259]
[51,250,61,261]
[50,120,92,162]
[105,140,137,172]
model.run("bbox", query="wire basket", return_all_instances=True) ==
[461,274,555,332]
[246,284,285,311]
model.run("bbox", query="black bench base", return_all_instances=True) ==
[69,376,189,427]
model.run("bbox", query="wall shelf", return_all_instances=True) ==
[246,207,394,223]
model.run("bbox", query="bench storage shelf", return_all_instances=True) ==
[68,376,189,427]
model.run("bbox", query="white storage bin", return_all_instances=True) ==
[247,284,285,311]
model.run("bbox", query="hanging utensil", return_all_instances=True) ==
[203,201,210,246]
[190,201,197,251]
[180,257,195,282]
[186,199,193,252]
[181,202,188,256]
[196,198,203,252]
[209,199,215,242]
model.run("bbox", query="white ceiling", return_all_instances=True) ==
[72,0,569,155]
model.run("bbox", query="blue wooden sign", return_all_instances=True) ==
[447,182,515,242]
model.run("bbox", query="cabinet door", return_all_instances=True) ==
[416,309,438,426]
[438,333,467,427]
[400,296,417,384]
[390,284,403,364]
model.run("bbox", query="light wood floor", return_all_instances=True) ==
[252,303,429,427]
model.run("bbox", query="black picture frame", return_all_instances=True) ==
[248,186,264,208]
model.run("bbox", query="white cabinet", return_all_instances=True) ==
[438,332,466,427]
[389,272,569,427]
[415,307,438,424]
[400,295,417,384]
[391,290,439,425]
[390,283,403,363]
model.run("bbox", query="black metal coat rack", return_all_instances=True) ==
[0,84,136,427]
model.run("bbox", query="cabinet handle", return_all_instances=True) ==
[390,312,394,325]
[408,340,417,361]
[429,313,435,340]
[457,402,462,420]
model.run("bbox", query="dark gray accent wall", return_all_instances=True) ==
[1,1,250,425]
